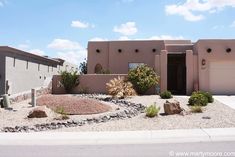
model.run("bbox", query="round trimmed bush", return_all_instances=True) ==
[188,92,208,106]
[160,91,172,99]
[197,91,214,103]
[128,64,159,94]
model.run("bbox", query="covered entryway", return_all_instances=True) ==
[209,61,235,95]
[167,54,186,95]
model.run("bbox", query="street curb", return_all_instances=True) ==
[0,128,235,145]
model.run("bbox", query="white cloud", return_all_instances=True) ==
[165,0,235,22]
[71,20,94,29]
[89,37,108,41]
[57,50,86,65]
[113,22,138,36]
[230,21,235,27]
[149,35,184,40]
[17,43,45,56]
[118,36,130,40]
[116,35,184,41]
[29,49,45,56]
[48,38,83,51]
[48,38,87,65]
[212,25,225,29]
[18,44,30,50]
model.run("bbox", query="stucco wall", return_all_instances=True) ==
[88,41,166,74]
[87,42,109,74]
[87,40,197,94]
[108,40,165,74]
[0,47,78,95]
[5,54,57,94]
[195,39,235,92]
[0,54,6,95]
[52,74,128,94]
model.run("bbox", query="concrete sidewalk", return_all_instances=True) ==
[214,96,235,110]
[0,128,235,145]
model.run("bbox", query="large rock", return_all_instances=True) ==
[164,100,183,115]
[27,106,48,118]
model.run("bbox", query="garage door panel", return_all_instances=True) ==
[209,62,235,95]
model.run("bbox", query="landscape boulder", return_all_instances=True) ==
[27,106,48,118]
[164,100,183,115]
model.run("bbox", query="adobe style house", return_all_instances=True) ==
[0,46,77,96]
[87,39,235,95]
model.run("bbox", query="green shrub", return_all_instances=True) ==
[190,106,203,113]
[128,64,159,94]
[145,104,160,118]
[160,91,173,99]
[60,70,79,93]
[188,92,208,106]
[55,107,69,120]
[197,91,214,103]
[55,106,66,114]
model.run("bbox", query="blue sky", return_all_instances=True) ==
[0,0,235,65]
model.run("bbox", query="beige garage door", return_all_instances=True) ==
[209,62,235,95]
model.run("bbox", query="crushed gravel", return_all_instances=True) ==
[36,95,111,115]
[1,95,235,132]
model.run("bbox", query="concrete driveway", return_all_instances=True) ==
[214,96,235,110]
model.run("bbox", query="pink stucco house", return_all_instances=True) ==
[86,39,235,95]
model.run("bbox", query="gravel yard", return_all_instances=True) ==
[1,94,235,132]
[51,95,235,132]
[37,95,111,115]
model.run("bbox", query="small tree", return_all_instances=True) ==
[79,59,87,74]
[60,70,79,93]
[128,64,159,94]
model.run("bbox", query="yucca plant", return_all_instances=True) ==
[106,76,137,99]
[145,104,160,118]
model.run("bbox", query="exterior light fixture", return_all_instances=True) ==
[135,49,139,53]
[226,48,231,53]
[202,59,206,66]
[207,48,212,53]
[152,49,156,52]
[118,49,122,53]
[96,49,100,53]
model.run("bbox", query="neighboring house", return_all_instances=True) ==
[0,46,77,95]
[88,39,235,95]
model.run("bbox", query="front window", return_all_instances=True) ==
[128,63,144,70]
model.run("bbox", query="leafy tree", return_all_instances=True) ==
[79,59,87,74]
[60,70,79,93]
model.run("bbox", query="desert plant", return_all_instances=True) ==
[145,104,160,118]
[188,92,208,106]
[128,64,159,94]
[160,91,173,99]
[55,106,66,114]
[196,91,214,103]
[190,106,203,113]
[55,107,69,120]
[60,70,79,93]
[106,76,136,99]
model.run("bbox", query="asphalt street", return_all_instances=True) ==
[0,141,234,157]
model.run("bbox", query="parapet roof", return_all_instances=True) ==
[0,46,60,64]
